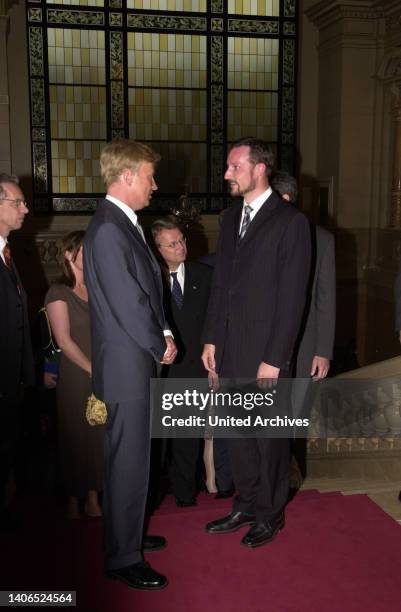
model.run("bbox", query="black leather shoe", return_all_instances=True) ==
[215,488,235,500]
[241,512,285,548]
[175,498,197,507]
[206,511,255,534]
[106,561,168,590]
[143,535,167,552]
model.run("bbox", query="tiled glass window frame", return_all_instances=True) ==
[27,0,298,214]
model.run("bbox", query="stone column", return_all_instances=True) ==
[0,0,11,173]
[389,82,401,228]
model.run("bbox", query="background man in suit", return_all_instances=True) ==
[152,217,212,507]
[0,174,34,531]
[271,172,335,380]
[202,137,311,548]
[271,171,336,483]
[84,140,177,591]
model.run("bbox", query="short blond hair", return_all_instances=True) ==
[100,139,161,187]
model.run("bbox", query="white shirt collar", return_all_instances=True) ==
[239,186,273,230]
[106,195,139,227]
[243,186,273,217]
[0,235,7,264]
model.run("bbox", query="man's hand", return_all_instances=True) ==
[202,343,216,374]
[208,370,219,392]
[256,362,280,389]
[161,335,177,365]
[310,356,330,380]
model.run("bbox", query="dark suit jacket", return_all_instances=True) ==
[83,199,167,403]
[203,192,311,377]
[0,253,34,399]
[162,261,212,379]
[295,225,336,377]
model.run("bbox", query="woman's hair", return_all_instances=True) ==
[59,230,85,288]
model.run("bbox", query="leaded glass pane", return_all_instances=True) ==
[154,143,207,193]
[51,140,105,193]
[127,33,207,88]
[47,28,105,85]
[128,89,207,141]
[49,85,107,139]
[227,92,278,142]
[46,0,104,5]
[127,0,207,11]
[227,0,280,17]
[227,37,279,90]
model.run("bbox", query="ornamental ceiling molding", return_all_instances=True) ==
[306,0,381,29]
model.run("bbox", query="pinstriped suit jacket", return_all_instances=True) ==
[203,192,311,378]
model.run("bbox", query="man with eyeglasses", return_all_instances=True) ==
[0,173,34,532]
[152,217,212,507]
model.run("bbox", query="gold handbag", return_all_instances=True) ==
[86,393,107,426]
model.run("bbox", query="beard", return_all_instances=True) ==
[228,177,257,197]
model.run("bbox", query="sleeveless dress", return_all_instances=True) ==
[45,284,104,497]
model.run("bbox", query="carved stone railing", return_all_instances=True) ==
[306,357,401,475]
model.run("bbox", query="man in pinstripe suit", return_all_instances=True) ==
[202,138,311,548]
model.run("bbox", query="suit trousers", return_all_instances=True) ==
[104,398,151,570]
[170,438,200,500]
[229,437,290,522]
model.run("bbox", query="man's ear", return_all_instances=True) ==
[121,168,134,186]
[282,194,291,202]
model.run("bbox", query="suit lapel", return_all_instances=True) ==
[182,263,198,310]
[100,199,160,273]
[0,256,21,296]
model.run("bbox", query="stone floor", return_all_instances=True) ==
[302,474,401,524]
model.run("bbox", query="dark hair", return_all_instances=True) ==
[271,171,298,204]
[230,137,275,177]
[151,216,183,244]
[0,173,19,200]
[60,230,85,288]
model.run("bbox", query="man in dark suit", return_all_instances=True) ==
[84,140,177,590]
[0,173,34,531]
[151,217,212,507]
[202,137,311,548]
[272,171,336,483]
[271,172,335,380]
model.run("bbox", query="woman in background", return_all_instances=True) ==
[45,231,103,519]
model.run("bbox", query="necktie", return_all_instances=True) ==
[239,205,253,240]
[136,222,146,242]
[3,243,12,270]
[170,272,183,309]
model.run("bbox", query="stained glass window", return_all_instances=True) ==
[27,0,298,213]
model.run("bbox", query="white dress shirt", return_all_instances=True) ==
[239,186,273,234]
[0,235,7,264]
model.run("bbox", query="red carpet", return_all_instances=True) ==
[1,490,401,612]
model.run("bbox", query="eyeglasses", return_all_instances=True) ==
[158,237,186,250]
[0,198,29,209]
